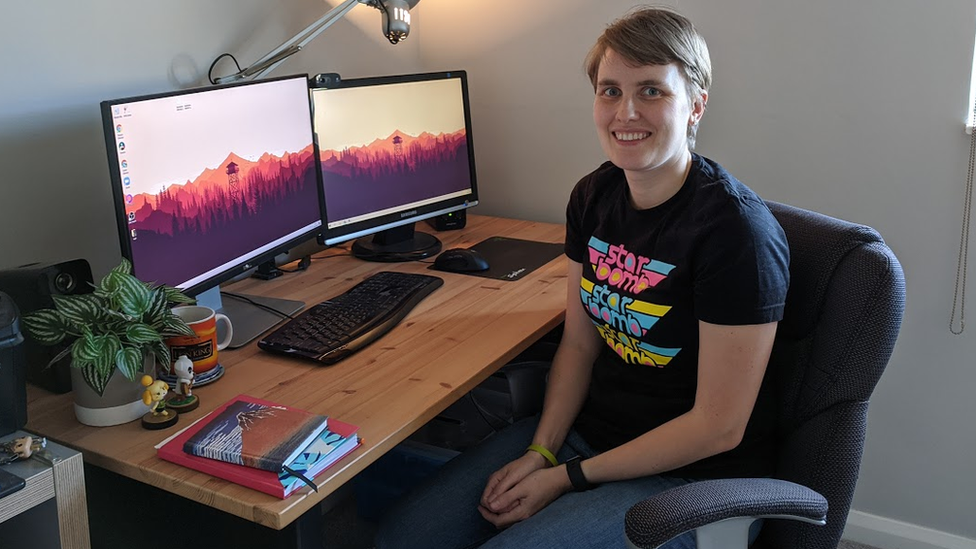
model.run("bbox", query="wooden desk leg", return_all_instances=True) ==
[52,452,91,549]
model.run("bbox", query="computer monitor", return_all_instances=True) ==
[311,70,479,261]
[99,74,322,348]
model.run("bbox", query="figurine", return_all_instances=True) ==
[174,355,194,397]
[141,374,178,429]
[165,355,200,413]
[0,435,46,465]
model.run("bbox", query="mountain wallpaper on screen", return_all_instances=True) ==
[320,129,471,222]
[128,144,320,287]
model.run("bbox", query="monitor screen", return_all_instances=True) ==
[100,74,322,347]
[311,70,478,261]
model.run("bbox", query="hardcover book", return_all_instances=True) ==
[278,427,360,495]
[183,395,329,472]
[157,395,360,499]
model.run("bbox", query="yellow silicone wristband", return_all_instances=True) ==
[526,444,558,467]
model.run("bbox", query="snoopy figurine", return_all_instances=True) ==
[166,355,199,413]
[140,375,178,429]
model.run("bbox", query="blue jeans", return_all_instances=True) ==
[375,416,703,549]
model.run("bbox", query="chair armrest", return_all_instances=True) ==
[625,478,828,549]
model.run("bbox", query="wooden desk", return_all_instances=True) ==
[25,215,566,534]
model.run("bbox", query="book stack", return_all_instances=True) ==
[156,394,360,499]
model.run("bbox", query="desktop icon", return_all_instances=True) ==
[121,160,128,169]
[113,106,120,116]
[123,176,131,186]
[125,194,133,204]
[118,141,126,152]
[116,124,123,133]
[128,212,136,223]
[130,229,138,240]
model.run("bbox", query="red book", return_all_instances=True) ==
[156,395,360,498]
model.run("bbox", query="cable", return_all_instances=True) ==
[277,255,312,273]
[208,53,242,85]
[467,392,511,432]
[310,250,353,260]
[951,98,976,334]
[220,291,297,320]
[466,394,500,434]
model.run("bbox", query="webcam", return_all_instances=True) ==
[313,73,341,87]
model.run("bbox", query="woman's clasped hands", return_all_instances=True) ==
[477,451,571,528]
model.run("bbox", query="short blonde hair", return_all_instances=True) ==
[585,7,712,145]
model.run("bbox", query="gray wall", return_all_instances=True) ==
[2,0,974,546]
[418,0,976,545]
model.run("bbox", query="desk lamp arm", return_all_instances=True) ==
[214,0,411,85]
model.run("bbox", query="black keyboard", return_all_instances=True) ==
[258,271,444,364]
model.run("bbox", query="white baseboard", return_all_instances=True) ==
[843,511,976,549]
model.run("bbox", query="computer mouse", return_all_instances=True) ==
[434,248,490,272]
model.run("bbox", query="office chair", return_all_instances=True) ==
[624,201,906,549]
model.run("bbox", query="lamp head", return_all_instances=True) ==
[368,0,420,44]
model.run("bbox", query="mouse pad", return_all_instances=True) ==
[430,236,564,281]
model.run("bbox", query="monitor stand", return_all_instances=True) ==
[195,286,304,349]
[352,222,442,262]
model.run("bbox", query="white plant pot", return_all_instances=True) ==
[71,356,153,427]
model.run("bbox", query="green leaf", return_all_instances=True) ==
[159,314,195,338]
[103,309,135,325]
[115,275,152,317]
[102,333,122,358]
[52,294,102,327]
[98,270,124,297]
[73,331,100,362]
[102,320,129,340]
[79,362,112,396]
[144,289,168,323]
[112,258,133,276]
[126,323,161,344]
[162,286,195,305]
[22,310,70,345]
[150,340,172,373]
[92,346,115,378]
[115,347,144,381]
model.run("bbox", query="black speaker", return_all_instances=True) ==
[427,210,467,231]
[0,259,94,394]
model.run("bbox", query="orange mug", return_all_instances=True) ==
[164,306,233,375]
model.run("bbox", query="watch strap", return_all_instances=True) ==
[565,456,597,491]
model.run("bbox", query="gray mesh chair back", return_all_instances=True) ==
[757,201,905,548]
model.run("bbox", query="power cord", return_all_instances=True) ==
[310,250,353,260]
[208,53,242,85]
[467,392,511,432]
[276,255,312,273]
[220,291,297,320]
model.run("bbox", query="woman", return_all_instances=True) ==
[376,7,789,548]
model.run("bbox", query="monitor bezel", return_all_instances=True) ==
[310,70,479,247]
[99,73,323,297]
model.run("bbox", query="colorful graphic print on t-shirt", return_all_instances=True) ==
[581,236,682,367]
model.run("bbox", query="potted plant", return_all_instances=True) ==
[22,258,196,426]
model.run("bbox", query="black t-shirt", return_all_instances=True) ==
[564,154,789,478]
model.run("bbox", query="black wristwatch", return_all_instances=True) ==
[565,456,597,491]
